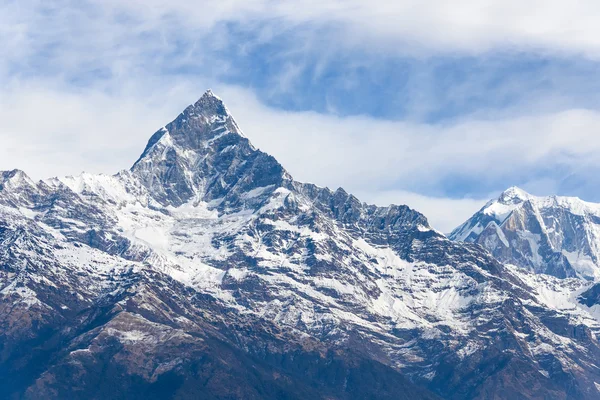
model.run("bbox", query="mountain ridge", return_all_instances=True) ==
[450,186,600,279]
[3,91,600,399]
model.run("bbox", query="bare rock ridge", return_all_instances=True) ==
[2,91,600,399]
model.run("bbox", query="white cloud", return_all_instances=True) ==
[89,0,600,57]
[6,0,600,73]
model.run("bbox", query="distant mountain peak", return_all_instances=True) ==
[498,186,532,204]
[451,185,600,279]
[0,169,36,190]
[1,168,29,181]
[494,187,598,216]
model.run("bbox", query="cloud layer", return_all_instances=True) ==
[88,0,600,56]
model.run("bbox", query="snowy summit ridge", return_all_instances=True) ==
[450,186,600,279]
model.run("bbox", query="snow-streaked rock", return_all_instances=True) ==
[3,92,600,399]
[450,186,600,279]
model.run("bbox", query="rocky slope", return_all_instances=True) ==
[3,91,600,399]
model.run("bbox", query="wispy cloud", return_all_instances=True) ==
[57,0,600,57]
[5,1,600,121]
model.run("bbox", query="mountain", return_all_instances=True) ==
[3,91,600,399]
[450,186,600,279]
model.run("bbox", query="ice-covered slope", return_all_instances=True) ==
[450,187,600,279]
[3,91,600,399]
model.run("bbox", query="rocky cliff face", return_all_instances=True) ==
[450,187,600,280]
[3,91,600,399]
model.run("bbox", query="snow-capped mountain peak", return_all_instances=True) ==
[133,90,243,166]
[451,187,600,279]
[0,169,35,189]
[0,169,46,209]
[497,186,532,204]
[130,90,289,207]
[5,92,600,399]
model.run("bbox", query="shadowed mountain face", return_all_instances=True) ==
[3,91,600,399]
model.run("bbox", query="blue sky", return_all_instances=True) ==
[3,0,600,231]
